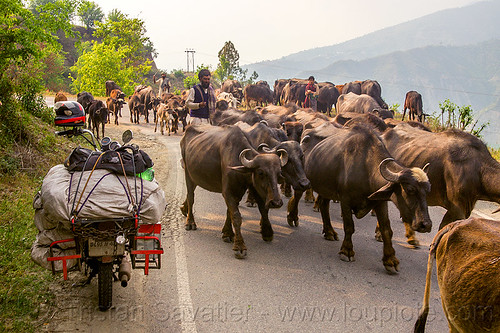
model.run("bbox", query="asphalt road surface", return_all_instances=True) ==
[43,99,500,333]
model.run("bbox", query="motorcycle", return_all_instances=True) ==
[45,101,164,311]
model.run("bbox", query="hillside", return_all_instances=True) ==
[298,39,500,145]
[244,0,500,83]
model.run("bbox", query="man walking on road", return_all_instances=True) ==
[186,69,216,124]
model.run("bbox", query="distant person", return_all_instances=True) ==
[186,69,216,124]
[304,75,319,111]
[153,72,171,96]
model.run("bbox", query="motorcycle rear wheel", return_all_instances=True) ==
[98,262,113,311]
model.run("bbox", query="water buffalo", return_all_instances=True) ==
[317,84,340,116]
[403,90,424,122]
[415,217,500,333]
[243,84,273,108]
[381,123,500,245]
[221,79,243,102]
[343,80,388,109]
[301,124,432,272]
[337,92,393,119]
[180,124,287,258]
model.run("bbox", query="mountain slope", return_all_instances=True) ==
[304,39,500,146]
[244,0,500,83]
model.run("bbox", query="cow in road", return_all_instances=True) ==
[301,124,432,272]
[105,80,122,97]
[180,124,287,258]
[106,89,126,125]
[128,93,145,124]
[415,217,500,333]
[87,100,108,139]
[135,86,160,123]
[403,90,424,122]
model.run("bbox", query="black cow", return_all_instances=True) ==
[77,91,95,129]
[180,124,287,258]
[87,100,109,139]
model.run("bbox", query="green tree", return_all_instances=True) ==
[183,65,210,89]
[216,41,247,82]
[93,13,157,67]
[77,0,104,31]
[1,0,76,142]
[107,8,125,22]
[70,42,150,95]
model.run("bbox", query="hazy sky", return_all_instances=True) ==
[91,0,482,72]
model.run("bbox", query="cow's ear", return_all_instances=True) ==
[228,166,252,173]
[368,182,396,201]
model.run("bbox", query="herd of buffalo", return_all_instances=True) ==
[54,77,500,332]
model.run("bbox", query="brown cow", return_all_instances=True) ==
[221,79,243,102]
[105,80,122,97]
[106,89,126,125]
[415,217,500,333]
[128,93,144,124]
[54,91,67,103]
[403,90,424,122]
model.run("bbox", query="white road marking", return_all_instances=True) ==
[171,144,197,333]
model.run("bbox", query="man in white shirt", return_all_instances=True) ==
[186,69,216,124]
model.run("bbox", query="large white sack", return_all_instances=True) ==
[40,164,166,225]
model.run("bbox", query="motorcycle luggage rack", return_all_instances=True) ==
[47,238,81,280]
[71,216,138,239]
[131,223,163,275]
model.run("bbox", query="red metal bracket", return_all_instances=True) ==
[130,248,163,275]
[47,238,80,280]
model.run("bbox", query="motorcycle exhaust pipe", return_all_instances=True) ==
[119,257,132,287]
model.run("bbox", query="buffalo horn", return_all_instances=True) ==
[300,135,310,145]
[492,206,500,214]
[239,149,255,168]
[277,149,288,167]
[422,163,430,173]
[379,158,400,182]
[258,143,272,153]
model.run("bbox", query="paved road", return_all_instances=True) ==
[44,100,500,333]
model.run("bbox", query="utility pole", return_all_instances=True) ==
[185,49,195,72]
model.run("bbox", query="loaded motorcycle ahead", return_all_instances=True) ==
[31,101,166,310]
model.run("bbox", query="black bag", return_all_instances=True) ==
[64,145,153,176]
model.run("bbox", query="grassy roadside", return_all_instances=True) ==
[0,115,72,332]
